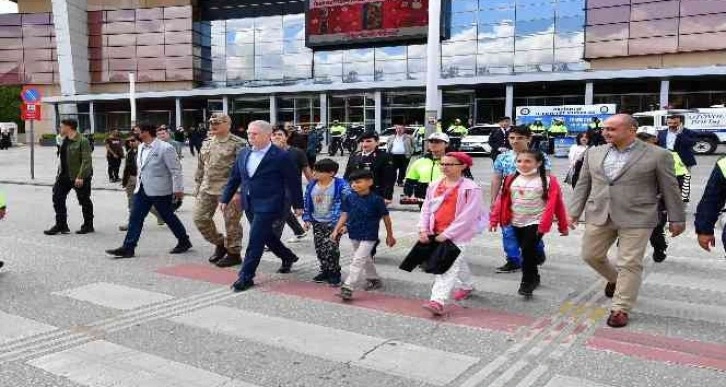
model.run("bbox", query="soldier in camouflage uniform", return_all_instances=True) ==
[193,113,247,267]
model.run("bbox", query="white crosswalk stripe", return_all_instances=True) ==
[0,311,57,344]
[27,340,261,387]
[170,305,479,386]
[53,282,174,310]
[644,272,726,293]
[543,375,615,387]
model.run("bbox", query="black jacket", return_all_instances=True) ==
[343,149,396,200]
[121,148,138,187]
[488,127,511,153]
[658,128,697,168]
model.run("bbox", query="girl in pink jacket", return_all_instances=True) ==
[418,152,486,316]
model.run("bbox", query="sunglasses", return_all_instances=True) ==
[440,163,463,167]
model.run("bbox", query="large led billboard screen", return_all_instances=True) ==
[306,0,430,48]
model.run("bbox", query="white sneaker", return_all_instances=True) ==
[286,231,308,243]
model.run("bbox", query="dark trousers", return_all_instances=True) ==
[240,211,299,283]
[312,221,341,274]
[52,177,94,226]
[329,136,343,156]
[189,141,202,156]
[649,210,668,253]
[107,156,122,181]
[513,225,542,284]
[391,154,410,185]
[123,185,189,250]
[272,210,306,239]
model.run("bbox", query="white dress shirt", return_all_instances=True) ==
[246,141,272,177]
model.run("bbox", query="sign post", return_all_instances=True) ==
[21,87,42,180]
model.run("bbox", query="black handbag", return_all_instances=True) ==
[400,238,461,275]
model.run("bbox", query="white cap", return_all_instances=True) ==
[428,132,450,142]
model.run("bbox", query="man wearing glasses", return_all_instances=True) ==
[194,113,248,267]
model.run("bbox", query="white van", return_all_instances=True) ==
[633,108,726,154]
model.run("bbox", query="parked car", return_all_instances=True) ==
[459,124,498,155]
[378,126,425,154]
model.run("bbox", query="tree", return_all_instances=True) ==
[0,85,23,131]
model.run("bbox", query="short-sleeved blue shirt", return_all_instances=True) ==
[493,150,552,177]
[341,191,389,241]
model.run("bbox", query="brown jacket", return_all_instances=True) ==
[568,140,685,229]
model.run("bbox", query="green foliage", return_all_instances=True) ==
[40,133,56,140]
[0,86,23,129]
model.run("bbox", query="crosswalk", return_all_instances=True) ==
[3,225,726,387]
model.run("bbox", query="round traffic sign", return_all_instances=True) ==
[21,87,42,104]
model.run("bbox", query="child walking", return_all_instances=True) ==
[331,169,396,301]
[490,150,569,297]
[303,159,351,286]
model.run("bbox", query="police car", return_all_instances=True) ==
[459,124,498,155]
[378,126,425,154]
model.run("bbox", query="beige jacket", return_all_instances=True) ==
[568,140,685,229]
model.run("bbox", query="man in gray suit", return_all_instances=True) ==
[568,114,685,328]
[106,124,192,258]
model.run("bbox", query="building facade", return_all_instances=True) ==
[2,0,726,135]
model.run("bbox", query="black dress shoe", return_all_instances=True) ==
[215,253,242,268]
[76,224,95,234]
[277,256,300,273]
[0,260,4,269]
[169,239,192,254]
[105,247,135,258]
[208,244,227,264]
[231,279,254,292]
[44,225,70,235]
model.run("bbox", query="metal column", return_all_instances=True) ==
[374,91,382,133]
[424,0,442,137]
[585,82,594,105]
[660,80,670,109]
[89,101,95,133]
[222,96,229,116]
[505,84,514,119]
[175,98,182,128]
[269,95,277,125]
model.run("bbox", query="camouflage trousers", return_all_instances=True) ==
[193,192,243,254]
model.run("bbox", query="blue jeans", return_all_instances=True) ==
[502,225,545,266]
[123,186,189,249]
[239,211,298,283]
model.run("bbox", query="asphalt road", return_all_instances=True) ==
[0,144,725,387]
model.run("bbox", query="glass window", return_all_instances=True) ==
[136,33,164,46]
[255,15,283,30]
[376,59,407,74]
[586,0,629,8]
[479,8,515,25]
[255,28,282,43]
[283,39,307,53]
[584,40,628,58]
[628,36,677,55]
[679,31,726,51]
[452,11,477,27]
[21,13,50,25]
[137,45,163,58]
[0,26,22,38]
[164,44,192,57]
[555,32,584,48]
[136,20,163,33]
[554,46,584,63]
[477,52,514,67]
[556,15,585,34]
[343,48,373,62]
[0,14,21,26]
[442,40,477,56]
[107,34,136,47]
[478,37,515,51]
[407,58,426,73]
[166,68,193,81]
[408,44,426,58]
[164,6,192,20]
[516,18,555,36]
[165,18,192,32]
[558,1,586,18]
[585,23,628,42]
[631,1,679,22]
[138,57,165,70]
[630,19,679,39]
[450,24,478,40]
[21,48,48,61]
[451,0,478,13]
[375,46,406,60]
[105,22,135,35]
[227,30,253,44]
[137,7,162,21]
[314,51,343,64]
[166,57,193,69]
[586,6,630,25]
[514,48,554,65]
[227,68,254,81]
[344,61,374,75]
[255,66,283,80]
[284,65,312,79]
[256,41,283,55]
[314,63,342,79]
[283,53,312,67]
[441,55,476,78]
[227,18,254,30]
[22,24,52,37]
[680,0,726,16]
[516,3,555,22]
[478,23,514,39]
[0,37,23,50]
[109,58,136,71]
[107,9,135,22]
[283,24,304,40]
[480,0,514,10]
[679,14,726,34]
[516,33,554,50]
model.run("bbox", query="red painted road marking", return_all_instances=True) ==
[263,280,535,333]
[587,328,726,371]
[155,263,535,332]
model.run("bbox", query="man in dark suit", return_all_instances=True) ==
[220,120,304,292]
[488,116,512,161]
[658,115,697,201]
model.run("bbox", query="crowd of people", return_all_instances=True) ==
[5,112,726,329]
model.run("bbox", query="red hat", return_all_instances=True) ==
[445,152,473,168]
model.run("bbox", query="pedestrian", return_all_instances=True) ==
[219,120,304,292]
[417,152,484,315]
[193,113,247,268]
[157,126,184,159]
[638,132,689,263]
[105,124,193,258]
[490,125,552,273]
[0,190,6,270]
[286,121,308,151]
[174,126,186,143]
[271,125,312,244]
[105,129,124,182]
[343,131,396,204]
[0,127,10,150]
[568,114,685,328]
[329,120,346,156]
[303,158,351,286]
[566,132,590,189]
[386,122,415,187]
[488,116,512,162]
[403,132,449,207]
[695,157,726,255]
[44,119,95,235]
[119,135,163,231]
[331,169,396,301]
[306,124,323,166]
[658,115,696,202]
[447,118,468,151]
[189,125,204,156]
[490,150,569,297]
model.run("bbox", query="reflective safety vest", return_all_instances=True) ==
[0,191,5,209]
[436,123,442,133]
[529,124,545,133]
[548,124,568,134]
[716,157,726,178]
[672,152,688,177]
[588,122,602,130]
[330,125,346,136]
[449,125,468,136]
[405,156,442,184]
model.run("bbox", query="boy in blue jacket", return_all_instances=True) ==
[303,159,351,285]
[695,157,726,254]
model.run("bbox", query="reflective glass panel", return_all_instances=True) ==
[628,36,678,55]
[630,19,679,39]
[679,14,726,34]
[631,1,679,22]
